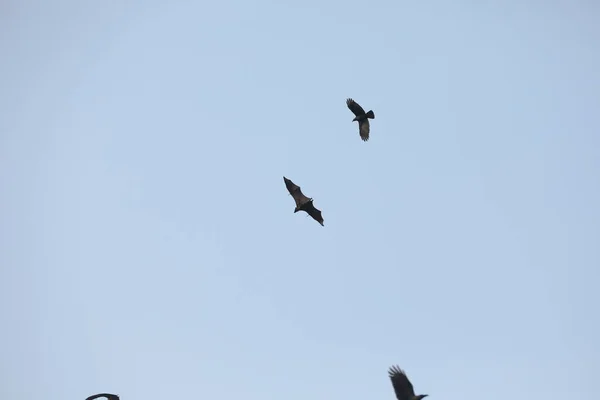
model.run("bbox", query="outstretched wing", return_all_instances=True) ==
[86,394,119,400]
[346,98,366,117]
[283,176,311,208]
[388,365,416,400]
[359,119,370,141]
[304,202,324,226]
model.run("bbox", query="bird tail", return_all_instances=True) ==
[366,110,375,119]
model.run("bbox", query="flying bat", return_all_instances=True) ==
[283,176,324,226]
[346,98,375,141]
[86,394,120,400]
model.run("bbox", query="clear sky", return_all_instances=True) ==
[1,1,599,400]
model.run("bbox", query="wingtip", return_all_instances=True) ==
[388,365,406,376]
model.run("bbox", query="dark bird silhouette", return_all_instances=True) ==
[86,394,119,400]
[388,365,428,400]
[346,98,375,141]
[283,176,324,226]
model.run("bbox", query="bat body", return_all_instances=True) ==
[283,177,324,226]
[346,98,375,141]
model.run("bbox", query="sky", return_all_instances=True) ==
[1,1,599,399]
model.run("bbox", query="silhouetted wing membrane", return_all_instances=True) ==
[86,394,119,400]
[346,98,366,116]
[283,176,300,194]
[359,119,370,141]
[304,202,324,226]
[283,177,311,208]
[389,365,416,400]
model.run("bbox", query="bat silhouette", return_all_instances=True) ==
[283,176,324,226]
[86,394,120,400]
[347,98,375,141]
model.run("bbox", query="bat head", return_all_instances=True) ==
[352,116,358,122]
[416,395,428,400]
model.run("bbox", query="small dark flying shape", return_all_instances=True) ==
[86,394,120,400]
[388,365,428,400]
[346,98,375,141]
[283,176,324,226]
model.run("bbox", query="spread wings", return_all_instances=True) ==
[388,365,416,400]
[359,119,370,141]
[86,394,119,400]
[284,176,311,208]
[304,201,324,226]
[346,98,366,116]
[283,176,324,226]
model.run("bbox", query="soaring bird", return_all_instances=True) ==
[86,394,119,400]
[283,176,324,226]
[388,365,428,400]
[346,98,375,141]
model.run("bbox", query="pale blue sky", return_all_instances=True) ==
[1,1,599,400]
